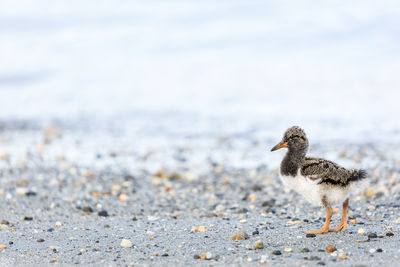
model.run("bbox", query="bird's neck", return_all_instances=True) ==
[281,149,306,176]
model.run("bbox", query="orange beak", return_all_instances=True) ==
[271,141,288,151]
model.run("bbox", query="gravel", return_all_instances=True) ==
[0,122,399,265]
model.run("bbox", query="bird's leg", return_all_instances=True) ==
[329,198,349,232]
[306,206,333,234]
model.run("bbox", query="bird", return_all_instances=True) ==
[270,126,367,234]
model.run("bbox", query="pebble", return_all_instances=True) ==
[120,239,133,248]
[301,248,310,253]
[368,233,377,238]
[270,250,281,255]
[54,221,62,227]
[82,206,93,214]
[357,228,365,234]
[326,245,337,253]
[25,191,37,196]
[119,193,129,202]
[284,248,293,253]
[37,238,45,242]
[23,216,33,221]
[338,253,348,260]
[0,245,6,249]
[0,220,9,225]
[0,225,9,231]
[16,187,28,195]
[306,233,316,238]
[287,220,302,225]
[377,248,383,252]
[199,252,213,260]
[386,232,394,237]
[369,248,376,254]
[98,210,109,217]
[191,226,206,232]
[232,232,249,240]
[254,240,264,249]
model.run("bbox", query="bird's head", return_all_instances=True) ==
[271,126,309,153]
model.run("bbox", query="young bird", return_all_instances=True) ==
[271,126,367,234]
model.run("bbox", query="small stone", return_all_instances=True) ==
[252,230,259,236]
[369,248,376,254]
[82,206,93,214]
[248,193,257,202]
[1,220,10,225]
[98,210,109,217]
[232,232,249,240]
[54,221,62,227]
[23,216,33,221]
[120,239,133,248]
[368,205,376,211]
[368,233,377,238]
[0,224,9,231]
[25,191,37,196]
[301,248,310,253]
[49,246,59,251]
[167,172,181,181]
[377,248,383,252]
[306,233,316,238]
[270,250,281,255]
[350,219,359,224]
[16,187,28,195]
[0,245,6,249]
[287,220,302,225]
[338,253,348,260]
[254,240,264,249]
[215,205,225,212]
[119,193,129,202]
[191,226,206,232]
[37,239,45,242]
[261,200,275,207]
[247,257,253,262]
[358,228,365,234]
[236,208,248,214]
[386,232,394,237]
[199,252,213,260]
[326,245,337,253]
[284,248,293,253]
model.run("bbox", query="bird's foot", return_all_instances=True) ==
[305,229,329,234]
[328,223,347,232]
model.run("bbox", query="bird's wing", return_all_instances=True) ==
[300,157,350,185]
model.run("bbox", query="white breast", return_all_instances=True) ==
[279,169,352,207]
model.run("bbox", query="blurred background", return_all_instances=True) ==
[1,0,400,142]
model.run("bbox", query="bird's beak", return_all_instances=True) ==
[271,141,288,151]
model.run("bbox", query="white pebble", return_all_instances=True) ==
[120,239,133,248]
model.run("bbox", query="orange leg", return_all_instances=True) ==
[306,206,333,234]
[329,198,349,232]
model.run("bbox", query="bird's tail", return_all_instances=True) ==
[349,169,368,183]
